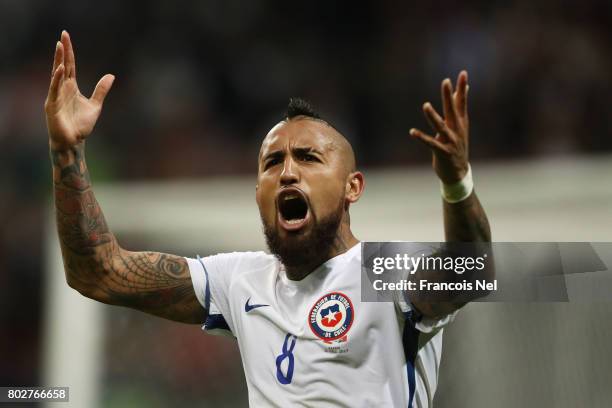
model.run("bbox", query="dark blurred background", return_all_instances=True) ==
[1,0,610,405]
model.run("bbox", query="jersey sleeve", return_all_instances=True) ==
[396,295,458,333]
[186,251,272,336]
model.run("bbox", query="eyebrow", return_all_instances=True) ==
[261,146,323,163]
[262,150,283,163]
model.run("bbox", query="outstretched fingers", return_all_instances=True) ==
[422,102,456,142]
[61,30,76,78]
[441,78,458,129]
[51,41,64,77]
[48,40,65,102]
[48,64,65,103]
[91,74,115,106]
[410,128,449,153]
[453,70,468,120]
[410,70,470,162]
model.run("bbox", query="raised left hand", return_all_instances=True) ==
[410,70,470,184]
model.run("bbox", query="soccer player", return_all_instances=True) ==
[45,31,491,407]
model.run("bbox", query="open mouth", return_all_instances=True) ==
[277,188,310,231]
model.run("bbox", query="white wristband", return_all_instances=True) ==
[440,164,474,203]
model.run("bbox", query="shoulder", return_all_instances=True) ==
[200,250,277,274]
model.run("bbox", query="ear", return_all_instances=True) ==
[345,171,365,204]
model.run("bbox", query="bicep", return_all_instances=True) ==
[97,249,206,324]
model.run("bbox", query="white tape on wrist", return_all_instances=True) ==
[440,164,473,203]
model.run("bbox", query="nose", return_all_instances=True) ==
[280,157,299,186]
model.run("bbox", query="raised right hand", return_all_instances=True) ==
[44,30,115,151]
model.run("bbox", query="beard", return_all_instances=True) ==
[262,198,345,270]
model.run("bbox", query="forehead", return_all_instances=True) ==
[259,119,337,159]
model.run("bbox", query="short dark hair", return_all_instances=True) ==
[285,97,322,121]
[276,97,356,172]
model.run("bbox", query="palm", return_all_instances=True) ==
[45,31,114,150]
[48,79,99,143]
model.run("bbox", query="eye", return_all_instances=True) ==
[301,153,319,162]
[264,158,281,170]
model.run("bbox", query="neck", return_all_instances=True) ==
[284,222,358,281]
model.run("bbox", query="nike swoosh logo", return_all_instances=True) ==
[245,297,270,313]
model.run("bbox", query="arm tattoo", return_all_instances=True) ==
[443,191,491,242]
[51,143,204,323]
[52,143,112,254]
[108,251,204,322]
[410,192,492,318]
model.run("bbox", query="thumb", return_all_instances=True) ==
[91,74,115,105]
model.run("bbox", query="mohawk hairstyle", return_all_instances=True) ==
[285,97,322,121]
[280,97,357,171]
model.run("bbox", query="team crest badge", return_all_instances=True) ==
[309,292,354,352]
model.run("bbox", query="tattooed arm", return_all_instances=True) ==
[409,71,492,318]
[52,144,204,322]
[443,193,490,242]
[409,191,491,319]
[45,31,204,323]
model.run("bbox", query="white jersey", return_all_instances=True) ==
[186,243,455,407]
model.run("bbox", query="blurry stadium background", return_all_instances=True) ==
[1,0,611,407]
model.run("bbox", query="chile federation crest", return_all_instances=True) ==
[309,292,354,342]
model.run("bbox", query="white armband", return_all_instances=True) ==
[440,164,474,203]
